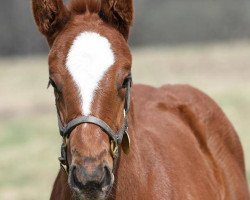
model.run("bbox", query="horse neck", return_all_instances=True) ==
[109,100,143,198]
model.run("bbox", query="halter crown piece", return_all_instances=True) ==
[57,76,132,173]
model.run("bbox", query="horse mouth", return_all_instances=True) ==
[69,171,115,200]
[71,187,112,200]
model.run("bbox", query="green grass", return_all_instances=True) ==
[0,116,60,200]
[0,40,249,199]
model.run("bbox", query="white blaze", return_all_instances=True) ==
[66,32,115,115]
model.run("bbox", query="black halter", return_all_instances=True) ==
[57,77,132,173]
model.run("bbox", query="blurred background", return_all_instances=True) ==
[0,0,249,199]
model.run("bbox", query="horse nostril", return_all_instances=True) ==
[70,165,85,190]
[100,166,113,191]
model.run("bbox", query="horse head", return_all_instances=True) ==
[32,0,134,199]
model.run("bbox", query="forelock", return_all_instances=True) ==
[68,0,101,14]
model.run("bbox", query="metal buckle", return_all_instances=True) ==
[110,140,118,158]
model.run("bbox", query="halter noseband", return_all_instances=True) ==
[57,77,132,173]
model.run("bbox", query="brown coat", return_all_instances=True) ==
[51,84,250,199]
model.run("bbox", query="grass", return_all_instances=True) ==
[0,116,60,200]
[0,40,249,199]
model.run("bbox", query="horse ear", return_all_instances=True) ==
[32,0,70,45]
[100,0,134,40]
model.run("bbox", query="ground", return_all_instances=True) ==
[0,40,249,199]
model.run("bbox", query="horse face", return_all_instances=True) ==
[49,21,131,198]
[32,0,133,199]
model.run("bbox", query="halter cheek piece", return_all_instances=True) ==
[57,77,132,173]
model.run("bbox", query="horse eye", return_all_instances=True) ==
[48,78,57,89]
[122,74,132,88]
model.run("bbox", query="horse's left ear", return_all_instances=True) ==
[100,0,134,40]
[32,0,70,46]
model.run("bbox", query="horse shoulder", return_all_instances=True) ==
[162,84,245,169]
[165,84,249,198]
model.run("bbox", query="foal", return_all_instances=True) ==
[32,0,250,199]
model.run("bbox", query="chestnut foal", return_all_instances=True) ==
[32,0,250,199]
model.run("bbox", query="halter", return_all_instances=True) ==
[57,77,132,173]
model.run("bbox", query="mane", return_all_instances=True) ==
[68,0,101,14]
